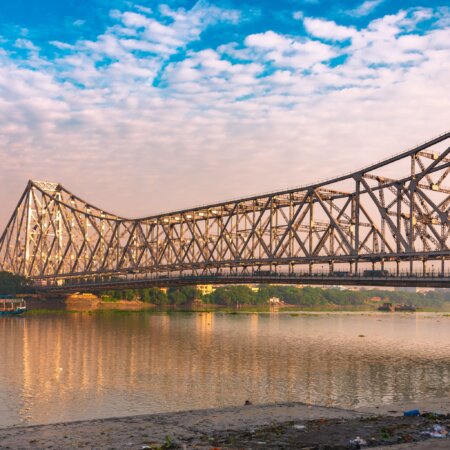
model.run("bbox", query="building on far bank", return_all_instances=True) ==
[395,286,435,293]
[197,284,261,295]
[247,284,259,292]
[197,285,216,296]
[416,287,435,293]
[269,296,284,305]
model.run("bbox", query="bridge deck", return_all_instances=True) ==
[37,273,450,293]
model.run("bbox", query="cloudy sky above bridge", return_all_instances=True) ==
[0,0,449,225]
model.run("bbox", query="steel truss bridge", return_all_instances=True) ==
[1,132,450,293]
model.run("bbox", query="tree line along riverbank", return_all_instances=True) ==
[2,270,450,311]
[101,284,450,311]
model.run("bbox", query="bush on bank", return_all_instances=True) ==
[0,271,30,295]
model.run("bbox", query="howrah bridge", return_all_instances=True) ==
[1,132,450,293]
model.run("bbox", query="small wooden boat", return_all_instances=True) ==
[395,304,417,312]
[378,302,395,312]
[0,296,27,316]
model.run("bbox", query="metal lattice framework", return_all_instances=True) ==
[1,132,450,288]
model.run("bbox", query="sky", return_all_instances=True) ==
[0,0,449,226]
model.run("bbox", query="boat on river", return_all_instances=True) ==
[395,304,417,312]
[377,302,416,312]
[378,302,395,312]
[0,296,27,316]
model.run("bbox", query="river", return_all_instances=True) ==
[0,311,449,427]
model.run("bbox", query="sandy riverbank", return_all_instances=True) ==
[0,399,448,449]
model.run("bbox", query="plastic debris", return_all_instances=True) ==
[293,424,306,430]
[421,424,448,438]
[403,409,420,416]
[349,436,367,447]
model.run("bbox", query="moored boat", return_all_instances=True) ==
[377,302,416,312]
[0,296,27,316]
[378,302,395,312]
[395,304,417,312]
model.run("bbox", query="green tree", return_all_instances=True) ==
[208,285,255,306]
[0,271,29,295]
[142,288,169,305]
[124,289,136,300]
[167,286,199,305]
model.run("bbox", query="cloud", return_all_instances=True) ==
[14,38,39,51]
[50,41,75,50]
[245,30,290,49]
[347,0,385,17]
[303,18,356,41]
[0,3,449,228]
[121,12,151,28]
[244,31,336,70]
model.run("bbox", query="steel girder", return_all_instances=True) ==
[1,132,450,285]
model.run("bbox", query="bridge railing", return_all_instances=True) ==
[35,269,450,289]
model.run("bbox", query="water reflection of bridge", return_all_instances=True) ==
[1,132,450,291]
[0,314,448,426]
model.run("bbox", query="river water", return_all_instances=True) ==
[0,311,449,427]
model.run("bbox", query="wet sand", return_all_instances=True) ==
[0,399,448,449]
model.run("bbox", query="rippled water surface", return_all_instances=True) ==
[0,311,449,426]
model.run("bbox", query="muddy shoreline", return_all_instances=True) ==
[23,296,450,314]
[0,400,448,449]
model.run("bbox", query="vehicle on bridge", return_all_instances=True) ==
[0,296,27,316]
[363,270,390,277]
[331,271,351,277]
[254,270,278,277]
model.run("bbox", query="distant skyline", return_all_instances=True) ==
[0,0,449,226]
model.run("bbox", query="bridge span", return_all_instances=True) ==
[1,131,450,291]
[39,272,450,294]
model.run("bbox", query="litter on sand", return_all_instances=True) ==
[349,436,367,447]
[403,409,421,417]
[421,424,449,438]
